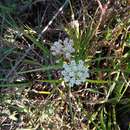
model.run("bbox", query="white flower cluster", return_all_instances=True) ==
[51,38,75,60]
[61,60,89,87]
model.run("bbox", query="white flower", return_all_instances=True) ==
[63,38,75,59]
[51,38,75,60]
[50,40,63,56]
[62,60,89,87]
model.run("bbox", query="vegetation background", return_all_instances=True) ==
[0,0,130,130]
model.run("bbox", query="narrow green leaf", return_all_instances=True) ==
[0,82,31,88]
[18,65,62,74]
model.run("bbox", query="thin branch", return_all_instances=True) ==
[38,0,69,40]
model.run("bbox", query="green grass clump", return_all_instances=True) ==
[0,0,130,130]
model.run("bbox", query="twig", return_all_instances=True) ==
[95,0,110,34]
[37,0,69,40]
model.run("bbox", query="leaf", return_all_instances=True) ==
[16,128,36,130]
[18,65,62,74]
[0,82,31,88]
